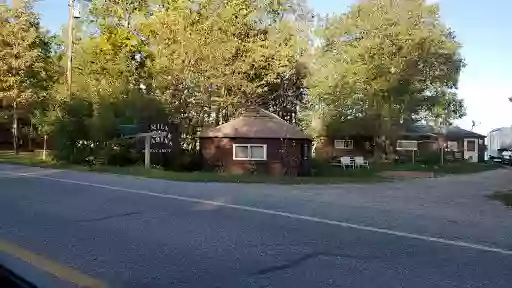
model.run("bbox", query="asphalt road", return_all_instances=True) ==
[0,164,511,288]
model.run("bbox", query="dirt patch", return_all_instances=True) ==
[488,191,512,207]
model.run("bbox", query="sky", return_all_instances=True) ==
[23,0,512,135]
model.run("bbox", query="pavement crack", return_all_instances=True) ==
[253,252,364,276]
[77,211,142,223]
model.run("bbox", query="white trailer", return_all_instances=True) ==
[487,127,512,159]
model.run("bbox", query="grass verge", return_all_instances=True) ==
[487,191,512,208]
[1,151,500,184]
[0,151,383,184]
[382,161,501,175]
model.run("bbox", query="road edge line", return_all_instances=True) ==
[0,239,106,288]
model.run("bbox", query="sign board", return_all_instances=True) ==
[148,123,174,153]
[396,140,418,151]
[118,121,180,168]
[146,121,180,167]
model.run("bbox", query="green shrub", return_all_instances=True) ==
[417,151,442,166]
[98,138,139,166]
[162,149,203,172]
[310,158,338,176]
[50,98,94,164]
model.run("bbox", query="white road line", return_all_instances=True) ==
[28,174,512,256]
[0,170,62,178]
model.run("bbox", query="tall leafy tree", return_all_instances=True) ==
[0,1,58,153]
[142,0,308,134]
[306,0,465,159]
[72,0,157,134]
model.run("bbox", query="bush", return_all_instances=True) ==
[162,149,202,172]
[51,98,94,164]
[99,138,139,166]
[180,150,203,171]
[308,159,327,176]
[417,151,442,166]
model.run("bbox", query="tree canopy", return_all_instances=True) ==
[306,0,465,157]
[0,0,467,164]
[0,1,59,152]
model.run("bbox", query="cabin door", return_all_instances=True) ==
[464,139,478,163]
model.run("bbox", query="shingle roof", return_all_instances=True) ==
[443,126,486,139]
[403,124,486,138]
[403,124,439,137]
[199,107,312,140]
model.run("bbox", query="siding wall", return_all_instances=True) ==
[200,137,312,176]
[314,136,373,160]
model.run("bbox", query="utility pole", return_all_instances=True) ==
[67,0,74,98]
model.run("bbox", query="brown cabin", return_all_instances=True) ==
[199,108,313,176]
[399,125,487,163]
[315,124,487,163]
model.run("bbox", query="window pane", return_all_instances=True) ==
[234,146,249,159]
[335,140,352,149]
[466,140,476,152]
[250,145,266,160]
[447,141,458,151]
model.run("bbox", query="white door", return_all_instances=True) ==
[464,138,478,162]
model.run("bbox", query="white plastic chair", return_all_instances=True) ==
[354,156,369,169]
[341,157,354,169]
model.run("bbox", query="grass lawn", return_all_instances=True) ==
[487,190,512,208]
[0,151,383,184]
[0,151,61,167]
[0,151,501,184]
[381,161,501,175]
[93,165,384,184]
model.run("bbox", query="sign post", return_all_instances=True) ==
[396,140,419,165]
[144,133,151,169]
[117,121,179,170]
[117,125,153,169]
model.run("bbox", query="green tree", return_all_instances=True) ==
[141,0,309,142]
[0,1,58,153]
[306,0,465,159]
[38,0,312,165]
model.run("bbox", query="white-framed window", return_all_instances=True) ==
[233,144,267,161]
[447,141,458,151]
[396,140,418,151]
[334,140,354,149]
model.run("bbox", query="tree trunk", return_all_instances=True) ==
[28,118,33,151]
[13,102,19,155]
[43,135,47,160]
[372,135,386,162]
[214,106,220,126]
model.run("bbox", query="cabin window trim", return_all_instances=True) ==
[233,144,267,161]
[447,141,458,151]
[334,140,354,149]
